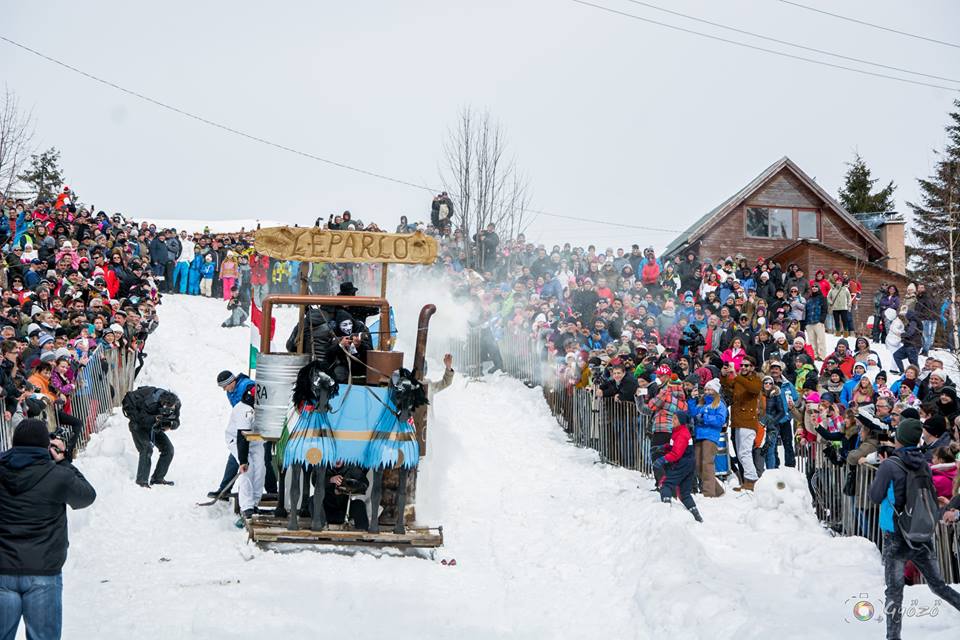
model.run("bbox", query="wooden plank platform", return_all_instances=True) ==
[246,517,443,548]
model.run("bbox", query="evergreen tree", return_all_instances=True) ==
[906,98,960,296]
[16,147,64,203]
[837,152,896,213]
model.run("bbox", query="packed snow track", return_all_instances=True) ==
[61,294,958,639]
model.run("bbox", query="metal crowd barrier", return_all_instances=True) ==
[0,346,140,456]
[795,439,958,584]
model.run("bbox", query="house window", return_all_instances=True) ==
[798,210,818,239]
[746,207,792,238]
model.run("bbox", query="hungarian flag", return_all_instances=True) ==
[249,297,276,372]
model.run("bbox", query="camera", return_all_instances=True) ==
[155,417,180,431]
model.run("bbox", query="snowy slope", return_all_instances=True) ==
[59,294,959,639]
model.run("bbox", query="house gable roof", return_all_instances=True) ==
[663,156,887,258]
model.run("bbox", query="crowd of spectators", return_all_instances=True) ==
[0,190,163,455]
[1,187,959,636]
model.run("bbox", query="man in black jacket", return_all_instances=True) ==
[163,230,182,295]
[147,231,170,292]
[868,418,960,639]
[122,386,181,487]
[0,419,96,640]
[597,363,638,401]
[323,461,369,530]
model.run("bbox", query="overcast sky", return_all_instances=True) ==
[3,0,958,250]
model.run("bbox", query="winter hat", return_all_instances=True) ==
[773,331,786,342]
[855,409,884,433]
[40,351,57,362]
[26,323,41,337]
[853,362,866,373]
[54,347,71,360]
[875,370,888,383]
[217,370,237,388]
[109,323,125,334]
[768,359,785,370]
[704,378,722,395]
[923,415,947,439]
[655,364,672,377]
[930,369,947,383]
[12,419,50,448]
[673,411,690,426]
[896,418,924,447]
[900,407,921,420]
[793,336,806,347]
[805,391,821,404]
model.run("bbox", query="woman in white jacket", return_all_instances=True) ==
[225,386,264,520]
[884,307,904,351]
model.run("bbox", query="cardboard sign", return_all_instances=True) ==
[254,227,438,264]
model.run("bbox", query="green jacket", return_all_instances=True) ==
[827,284,851,311]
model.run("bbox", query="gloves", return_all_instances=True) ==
[653,457,667,470]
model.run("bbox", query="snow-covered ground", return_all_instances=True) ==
[57,293,959,639]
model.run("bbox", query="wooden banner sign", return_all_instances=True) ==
[254,227,438,265]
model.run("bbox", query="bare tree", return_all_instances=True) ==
[442,107,530,267]
[0,86,35,196]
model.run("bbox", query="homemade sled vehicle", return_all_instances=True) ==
[244,226,443,549]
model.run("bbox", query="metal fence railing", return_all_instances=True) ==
[0,346,139,456]
[454,329,960,585]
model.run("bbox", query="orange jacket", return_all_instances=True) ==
[28,373,56,403]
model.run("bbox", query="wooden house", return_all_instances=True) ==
[662,156,909,329]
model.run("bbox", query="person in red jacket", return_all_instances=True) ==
[53,186,72,211]
[819,338,855,378]
[652,411,703,522]
[250,253,270,306]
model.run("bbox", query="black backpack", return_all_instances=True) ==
[889,457,938,548]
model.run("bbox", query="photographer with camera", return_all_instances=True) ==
[121,386,181,488]
[0,419,96,640]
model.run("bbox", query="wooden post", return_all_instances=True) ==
[379,263,389,349]
[296,269,309,353]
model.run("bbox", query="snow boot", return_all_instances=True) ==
[688,506,704,523]
[137,481,151,489]
[661,496,671,504]
[734,479,755,492]
[151,479,175,486]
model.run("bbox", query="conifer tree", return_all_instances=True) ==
[17,147,64,203]
[906,99,960,300]
[837,152,896,214]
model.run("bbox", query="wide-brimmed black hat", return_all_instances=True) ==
[338,282,358,296]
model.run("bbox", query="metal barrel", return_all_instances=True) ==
[253,353,312,438]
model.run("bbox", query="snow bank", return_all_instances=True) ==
[59,295,958,639]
